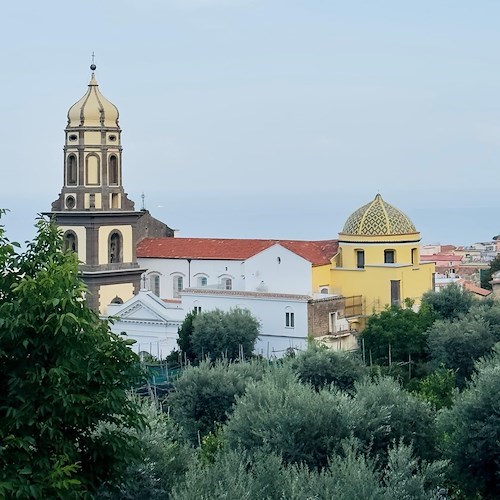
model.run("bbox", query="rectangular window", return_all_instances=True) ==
[411,248,417,265]
[193,306,202,314]
[356,250,365,269]
[384,250,395,264]
[390,280,401,306]
[285,312,295,328]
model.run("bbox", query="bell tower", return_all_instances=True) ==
[50,63,146,314]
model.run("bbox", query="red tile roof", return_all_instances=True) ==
[457,279,492,297]
[137,238,338,266]
[420,254,463,263]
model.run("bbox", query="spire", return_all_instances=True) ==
[89,52,98,86]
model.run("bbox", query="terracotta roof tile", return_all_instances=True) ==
[420,254,463,262]
[137,238,338,266]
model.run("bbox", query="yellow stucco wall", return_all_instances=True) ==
[312,264,333,292]
[61,225,86,263]
[310,238,435,329]
[338,241,419,269]
[331,262,435,314]
[99,283,134,315]
[98,225,133,264]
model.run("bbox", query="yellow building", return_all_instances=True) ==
[313,194,435,330]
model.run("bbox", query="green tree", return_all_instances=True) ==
[438,346,500,498]
[171,441,445,500]
[97,398,193,499]
[223,368,353,469]
[360,304,436,368]
[421,283,474,320]
[176,310,198,363]
[427,317,495,387]
[289,343,367,391]
[415,367,456,410]
[352,377,437,463]
[168,359,267,444]
[0,216,144,498]
[481,254,500,290]
[191,308,260,361]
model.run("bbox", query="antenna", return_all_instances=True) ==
[141,192,146,211]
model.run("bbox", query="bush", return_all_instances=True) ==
[290,343,366,391]
[96,398,193,499]
[171,441,446,500]
[223,368,353,469]
[422,283,474,320]
[352,377,437,463]
[427,317,495,387]
[168,359,268,444]
[438,346,500,498]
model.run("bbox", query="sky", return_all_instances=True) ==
[1,1,499,246]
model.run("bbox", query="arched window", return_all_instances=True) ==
[63,231,77,253]
[67,155,77,185]
[109,155,118,185]
[285,307,295,328]
[85,154,100,185]
[197,276,208,287]
[222,277,232,290]
[149,273,160,297]
[111,296,123,304]
[173,275,184,298]
[109,231,122,263]
[320,287,329,294]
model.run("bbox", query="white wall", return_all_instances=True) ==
[138,257,246,299]
[245,244,312,295]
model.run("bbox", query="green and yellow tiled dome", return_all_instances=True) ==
[341,194,417,236]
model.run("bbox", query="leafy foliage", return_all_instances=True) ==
[171,441,445,500]
[289,343,367,391]
[360,304,436,367]
[168,359,268,444]
[175,310,197,364]
[352,377,438,463]
[427,317,495,387]
[191,308,260,361]
[414,367,456,410]
[481,254,500,290]
[223,368,353,469]
[0,217,144,498]
[438,346,500,498]
[421,283,475,320]
[96,398,193,499]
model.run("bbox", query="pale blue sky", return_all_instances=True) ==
[1,1,499,245]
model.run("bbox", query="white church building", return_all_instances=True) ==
[108,237,342,358]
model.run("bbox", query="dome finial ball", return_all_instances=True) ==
[90,63,97,71]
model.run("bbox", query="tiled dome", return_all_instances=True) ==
[67,71,119,128]
[342,194,417,236]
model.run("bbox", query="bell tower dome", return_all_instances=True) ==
[52,64,134,213]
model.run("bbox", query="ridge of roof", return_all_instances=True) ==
[137,237,338,265]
